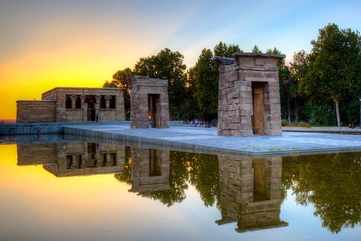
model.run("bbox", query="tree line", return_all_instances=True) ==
[104,23,361,127]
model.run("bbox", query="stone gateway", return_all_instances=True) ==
[130,76,169,128]
[215,53,284,136]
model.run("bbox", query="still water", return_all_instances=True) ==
[0,136,361,241]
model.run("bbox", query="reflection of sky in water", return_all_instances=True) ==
[0,142,360,241]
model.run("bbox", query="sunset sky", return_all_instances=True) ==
[1,0,361,119]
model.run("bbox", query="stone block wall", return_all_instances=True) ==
[44,142,125,177]
[129,146,170,193]
[42,88,125,122]
[17,143,57,165]
[17,87,125,123]
[216,154,287,232]
[215,53,283,136]
[16,100,56,123]
[131,76,169,128]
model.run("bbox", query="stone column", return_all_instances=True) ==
[95,95,100,121]
[70,95,77,109]
[105,95,111,109]
[269,157,282,200]
[81,95,86,121]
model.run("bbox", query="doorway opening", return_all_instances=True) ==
[252,82,266,135]
[85,95,97,121]
[148,94,160,128]
[252,159,271,202]
[149,149,161,176]
[87,143,97,167]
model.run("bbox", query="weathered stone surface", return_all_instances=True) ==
[16,141,125,176]
[17,88,125,123]
[43,142,125,177]
[128,146,170,192]
[131,76,169,128]
[216,53,283,136]
[17,100,56,123]
[216,154,287,232]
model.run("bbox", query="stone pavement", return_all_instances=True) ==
[64,124,361,156]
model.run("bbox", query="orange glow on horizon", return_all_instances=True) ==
[0,44,135,119]
[0,17,163,119]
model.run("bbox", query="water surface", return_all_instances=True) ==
[0,136,361,241]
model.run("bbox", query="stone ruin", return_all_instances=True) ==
[215,53,283,136]
[130,75,169,128]
[216,154,287,232]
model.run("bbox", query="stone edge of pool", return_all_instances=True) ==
[63,125,361,157]
[2,122,361,156]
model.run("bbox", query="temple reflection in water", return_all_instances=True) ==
[216,154,287,232]
[17,142,125,176]
[16,141,286,233]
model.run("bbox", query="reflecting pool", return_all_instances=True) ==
[0,136,361,241]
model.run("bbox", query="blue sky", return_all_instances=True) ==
[1,0,361,65]
[0,0,361,118]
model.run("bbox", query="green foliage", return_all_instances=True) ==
[188,153,219,206]
[303,102,336,126]
[302,23,361,125]
[104,68,133,119]
[143,152,189,207]
[191,49,218,121]
[305,24,358,99]
[283,23,361,126]
[137,151,220,207]
[283,153,361,233]
[189,42,241,121]
[105,23,361,126]
[134,48,188,120]
[214,41,241,57]
[252,45,262,53]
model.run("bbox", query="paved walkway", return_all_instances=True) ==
[64,124,361,156]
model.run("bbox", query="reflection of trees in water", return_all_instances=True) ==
[141,152,219,207]
[114,147,132,184]
[283,152,361,233]
[115,148,361,234]
[188,153,219,207]
[115,150,219,207]
[142,152,189,207]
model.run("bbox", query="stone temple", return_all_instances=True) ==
[215,53,284,136]
[17,87,125,123]
[216,154,287,232]
[130,75,169,128]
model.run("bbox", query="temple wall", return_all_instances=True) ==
[16,88,125,123]
[217,54,282,136]
[17,143,57,165]
[216,154,286,232]
[131,76,169,128]
[129,146,170,192]
[16,101,56,123]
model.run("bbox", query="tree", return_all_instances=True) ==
[303,23,361,127]
[112,68,133,90]
[134,48,188,120]
[214,41,241,57]
[188,153,219,206]
[265,48,295,123]
[252,45,262,54]
[283,153,361,233]
[104,68,133,119]
[289,50,309,122]
[192,49,218,121]
[188,42,241,122]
